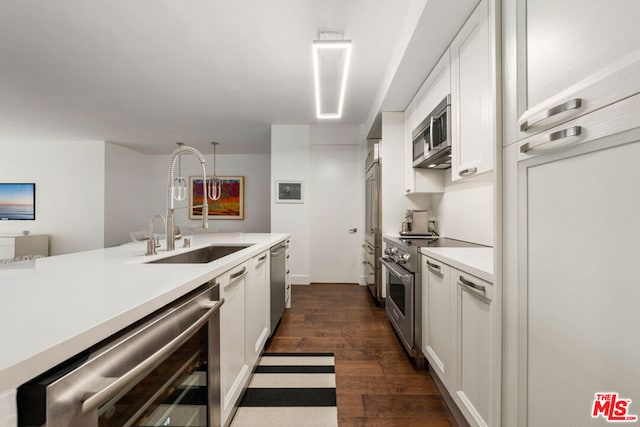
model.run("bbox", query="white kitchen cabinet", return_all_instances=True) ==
[505,96,640,426]
[512,0,640,140]
[403,52,449,195]
[421,252,498,427]
[421,256,455,388]
[245,250,270,367]
[0,234,48,260]
[219,261,251,426]
[455,270,494,427]
[450,0,496,181]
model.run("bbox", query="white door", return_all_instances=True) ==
[310,144,362,283]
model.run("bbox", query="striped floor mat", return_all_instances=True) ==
[230,352,338,427]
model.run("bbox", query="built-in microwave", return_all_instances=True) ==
[412,95,451,169]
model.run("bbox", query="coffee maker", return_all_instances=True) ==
[401,210,433,236]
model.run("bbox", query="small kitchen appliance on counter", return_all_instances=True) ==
[399,210,433,237]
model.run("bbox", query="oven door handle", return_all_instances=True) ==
[81,298,225,414]
[379,257,412,283]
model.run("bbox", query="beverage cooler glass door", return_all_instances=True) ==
[17,283,223,427]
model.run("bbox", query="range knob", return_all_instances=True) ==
[397,254,411,264]
[385,247,398,256]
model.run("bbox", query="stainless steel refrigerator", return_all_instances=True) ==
[364,141,382,304]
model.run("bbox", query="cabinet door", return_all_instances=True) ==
[519,131,640,426]
[422,257,454,387]
[451,0,495,181]
[516,0,640,138]
[455,270,493,427]
[220,262,250,425]
[246,251,269,367]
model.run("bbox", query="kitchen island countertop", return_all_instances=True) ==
[0,232,289,392]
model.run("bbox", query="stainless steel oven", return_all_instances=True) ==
[380,256,414,350]
[18,281,223,427]
[382,235,486,367]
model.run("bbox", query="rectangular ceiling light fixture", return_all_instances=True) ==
[312,39,352,119]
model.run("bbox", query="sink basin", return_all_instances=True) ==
[148,244,253,264]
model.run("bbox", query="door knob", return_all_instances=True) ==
[349,228,358,233]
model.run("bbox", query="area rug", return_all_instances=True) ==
[230,352,338,427]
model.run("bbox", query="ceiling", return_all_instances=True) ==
[0,0,414,154]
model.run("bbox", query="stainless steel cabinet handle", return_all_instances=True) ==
[286,269,290,274]
[458,167,478,177]
[406,189,411,193]
[520,126,582,154]
[519,98,582,131]
[459,275,485,293]
[349,228,358,233]
[257,254,267,262]
[426,260,441,271]
[82,298,224,414]
[229,266,247,280]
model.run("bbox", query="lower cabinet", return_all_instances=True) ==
[219,244,290,426]
[219,261,251,426]
[421,255,497,427]
[422,256,455,388]
[246,250,270,367]
[455,270,494,427]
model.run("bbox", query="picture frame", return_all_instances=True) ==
[275,180,304,203]
[189,176,244,220]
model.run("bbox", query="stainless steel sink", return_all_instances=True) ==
[148,244,253,264]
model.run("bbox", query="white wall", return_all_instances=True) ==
[431,175,494,246]
[104,143,154,247]
[0,140,105,255]
[270,125,311,284]
[144,153,271,236]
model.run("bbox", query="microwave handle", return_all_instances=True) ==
[81,298,224,414]
[428,116,434,151]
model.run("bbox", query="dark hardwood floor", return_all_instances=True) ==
[265,283,457,426]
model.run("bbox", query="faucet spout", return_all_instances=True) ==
[145,214,166,256]
[166,145,209,251]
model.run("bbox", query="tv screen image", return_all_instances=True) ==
[0,183,36,220]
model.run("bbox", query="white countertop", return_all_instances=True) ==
[0,232,288,391]
[420,246,494,283]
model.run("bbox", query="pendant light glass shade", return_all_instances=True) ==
[207,142,221,201]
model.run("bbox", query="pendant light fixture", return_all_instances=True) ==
[173,142,187,201]
[207,142,222,201]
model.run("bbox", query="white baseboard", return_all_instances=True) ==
[291,274,311,285]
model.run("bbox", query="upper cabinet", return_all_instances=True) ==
[513,0,640,141]
[450,0,496,181]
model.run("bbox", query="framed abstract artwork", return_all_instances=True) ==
[275,180,303,203]
[189,176,244,220]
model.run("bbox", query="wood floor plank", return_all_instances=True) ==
[265,284,457,426]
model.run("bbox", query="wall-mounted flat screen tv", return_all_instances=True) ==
[0,183,36,220]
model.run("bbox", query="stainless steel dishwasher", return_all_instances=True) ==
[269,241,287,336]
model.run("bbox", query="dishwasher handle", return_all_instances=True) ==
[81,297,224,414]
